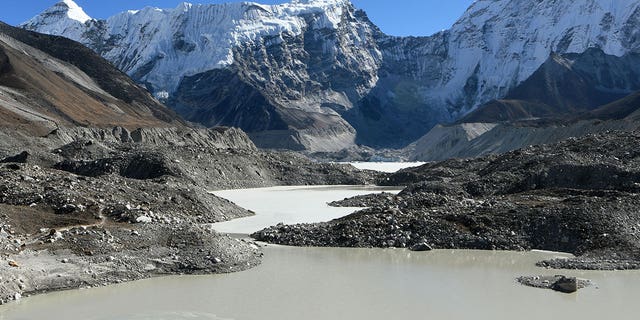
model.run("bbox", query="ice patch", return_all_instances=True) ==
[61,0,92,23]
[155,91,170,100]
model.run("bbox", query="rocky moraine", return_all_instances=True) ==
[0,126,378,305]
[254,130,640,271]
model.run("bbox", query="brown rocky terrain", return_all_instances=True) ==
[0,22,182,136]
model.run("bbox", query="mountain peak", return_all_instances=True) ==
[175,2,193,11]
[56,0,92,23]
[20,0,92,39]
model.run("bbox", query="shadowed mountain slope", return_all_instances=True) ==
[0,22,183,136]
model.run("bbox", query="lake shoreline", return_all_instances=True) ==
[0,183,401,307]
[3,184,640,319]
[0,135,380,307]
[4,238,639,319]
[254,132,640,271]
[0,223,264,306]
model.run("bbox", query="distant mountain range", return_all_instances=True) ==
[22,0,640,152]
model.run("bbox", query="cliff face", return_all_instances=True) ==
[24,0,640,150]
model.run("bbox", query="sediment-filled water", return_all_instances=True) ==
[2,184,638,320]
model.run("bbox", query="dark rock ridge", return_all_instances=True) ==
[461,49,640,123]
[0,151,29,164]
[54,152,177,180]
[328,192,397,208]
[253,130,640,270]
[307,146,409,163]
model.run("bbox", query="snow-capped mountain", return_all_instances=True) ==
[27,0,359,95]
[25,0,380,150]
[22,0,640,150]
[22,0,90,39]
[433,0,640,114]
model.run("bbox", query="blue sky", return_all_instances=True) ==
[1,0,474,36]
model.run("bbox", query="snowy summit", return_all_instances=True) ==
[26,0,353,94]
[22,0,92,37]
[60,0,92,23]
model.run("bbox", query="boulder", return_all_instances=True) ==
[136,216,153,223]
[409,242,433,252]
[518,275,587,293]
[552,276,578,293]
[0,151,29,163]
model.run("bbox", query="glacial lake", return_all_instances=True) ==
[347,161,426,173]
[2,184,640,320]
[212,185,402,234]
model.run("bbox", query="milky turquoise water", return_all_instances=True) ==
[2,184,639,320]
